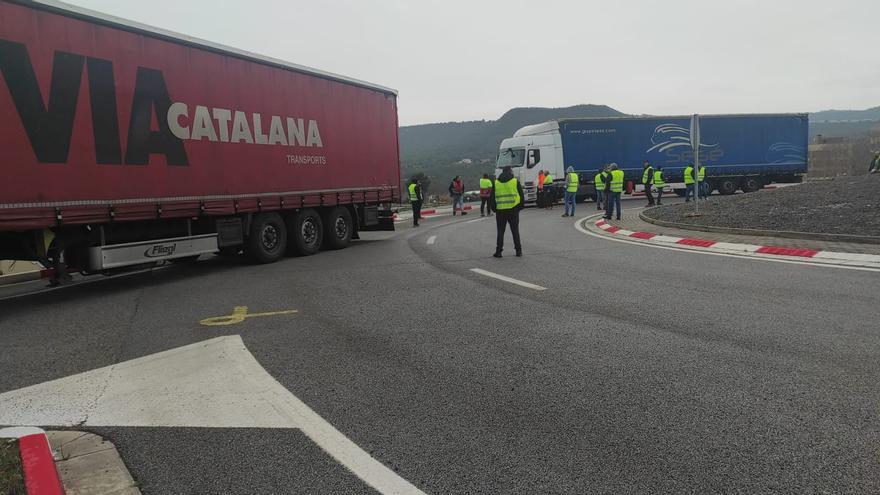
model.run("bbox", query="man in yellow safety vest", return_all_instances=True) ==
[408,178,423,227]
[604,163,625,220]
[562,166,579,217]
[653,166,666,205]
[492,166,524,258]
[697,165,708,200]
[543,171,554,209]
[479,173,493,217]
[594,167,607,210]
[684,164,696,202]
[642,161,655,207]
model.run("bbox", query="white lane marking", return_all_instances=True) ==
[464,218,486,224]
[426,235,437,245]
[574,215,880,273]
[0,336,426,495]
[469,268,547,291]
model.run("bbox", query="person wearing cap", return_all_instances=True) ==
[492,166,524,258]
[562,166,579,217]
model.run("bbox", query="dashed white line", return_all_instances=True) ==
[426,235,437,245]
[469,268,547,291]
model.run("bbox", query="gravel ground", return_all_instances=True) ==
[646,175,880,237]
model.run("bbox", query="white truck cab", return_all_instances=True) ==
[495,121,565,203]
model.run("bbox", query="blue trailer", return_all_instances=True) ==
[496,114,808,202]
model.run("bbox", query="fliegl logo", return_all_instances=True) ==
[646,123,723,164]
[0,39,323,166]
[144,243,177,258]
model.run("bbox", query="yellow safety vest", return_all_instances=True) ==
[642,167,653,184]
[684,166,694,185]
[698,166,706,181]
[408,183,419,201]
[594,172,605,189]
[494,178,521,210]
[479,178,493,189]
[609,170,624,193]
[653,170,665,187]
[543,174,553,185]
[567,172,579,193]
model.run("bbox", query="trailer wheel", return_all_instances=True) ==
[322,207,352,250]
[289,209,323,256]
[247,212,287,263]
[741,177,761,193]
[717,178,738,195]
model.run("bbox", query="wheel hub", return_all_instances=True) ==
[261,225,279,250]
[334,217,348,239]
[302,219,317,245]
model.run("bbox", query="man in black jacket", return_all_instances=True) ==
[491,166,525,257]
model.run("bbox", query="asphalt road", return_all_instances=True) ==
[2,198,880,494]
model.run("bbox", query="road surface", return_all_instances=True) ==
[1,201,879,494]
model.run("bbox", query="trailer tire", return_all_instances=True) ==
[717,178,738,195]
[322,207,352,250]
[741,177,761,193]
[289,209,323,256]
[247,212,287,263]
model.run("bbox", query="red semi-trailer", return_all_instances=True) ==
[0,0,400,280]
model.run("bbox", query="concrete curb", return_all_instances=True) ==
[590,217,880,268]
[640,210,880,245]
[48,431,141,495]
[0,427,65,495]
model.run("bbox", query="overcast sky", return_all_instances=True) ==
[68,0,880,126]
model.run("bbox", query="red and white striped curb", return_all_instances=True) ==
[593,218,880,266]
[393,204,473,222]
[0,427,65,495]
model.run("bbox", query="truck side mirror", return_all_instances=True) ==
[527,149,541,169]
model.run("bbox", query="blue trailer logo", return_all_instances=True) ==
[767,142,806,164]
[646,123,719,153]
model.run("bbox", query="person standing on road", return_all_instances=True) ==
[537,170,546,208]
[604,163,624,220]
[642,161,655,206]
[594,167,606,211]
[479,173,493,217]
[408,178,423,227]
[870,152,880,174]
[448,176,467,216]
[684,164,696,202]
[698,164,709,200]
[562,166,578,217]
[543,171,555,209]
[653,166,666,205]
[492,166,524,258]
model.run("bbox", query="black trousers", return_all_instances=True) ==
[645,185,655,205]
[480,197,491,215]
[495,209,521,253]
[411,200,422,226]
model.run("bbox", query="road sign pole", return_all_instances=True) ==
[690,114,700,215]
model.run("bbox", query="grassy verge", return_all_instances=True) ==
[1,438,26,495]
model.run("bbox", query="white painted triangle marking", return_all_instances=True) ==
[0,335,425,495]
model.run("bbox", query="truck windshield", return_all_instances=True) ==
[496,148,525,168]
